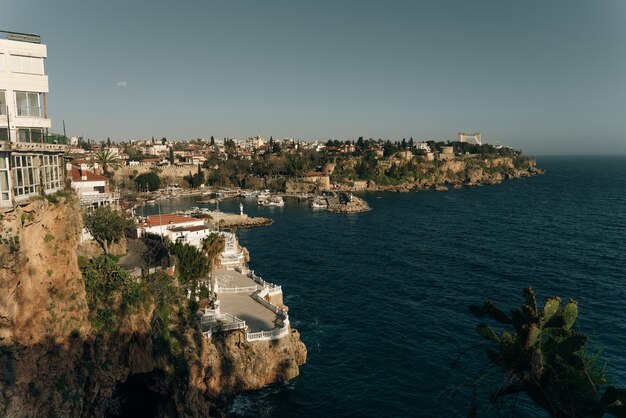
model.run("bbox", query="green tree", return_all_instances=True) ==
[84,206,135,254]
[169,147,175,165]
[470,288,626,418]
[201,233,225,266]
[169,241,209,299]
[135,172,161,191]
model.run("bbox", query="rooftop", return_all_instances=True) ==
[144,214,199,228]
[68,166,108,182]
[0,30,41,44]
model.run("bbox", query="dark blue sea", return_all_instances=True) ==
[140,156,626,417]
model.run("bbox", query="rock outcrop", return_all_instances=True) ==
[0,196,306,417]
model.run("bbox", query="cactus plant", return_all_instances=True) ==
[470,288,626,418]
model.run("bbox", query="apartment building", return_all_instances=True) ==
[0,30,65,207]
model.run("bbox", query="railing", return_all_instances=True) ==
[248,270,282,293]
[201,313,247,340]
[252,288,288,319]
[215,284,257,293]
[246,327,290,342]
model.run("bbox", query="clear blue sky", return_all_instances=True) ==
[2,0,625,154]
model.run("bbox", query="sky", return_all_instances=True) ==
[2,0,625,154]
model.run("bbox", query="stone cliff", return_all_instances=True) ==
[338,155,543,192]
[0,196,306,417]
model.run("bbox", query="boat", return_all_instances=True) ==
[310,196,328,209]
[240,190,259,198]
[258,195,285,207]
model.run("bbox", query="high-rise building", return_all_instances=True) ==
[0,30,65,207]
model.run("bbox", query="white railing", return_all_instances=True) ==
[246,327,290,342]
[248,270,282,293]
[216,284,258,293]
[201,313,247,340]
[252,288,288,319]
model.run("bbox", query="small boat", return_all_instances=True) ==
[258,195,285,206]
[240,190,259,198]
[310,196,328,209]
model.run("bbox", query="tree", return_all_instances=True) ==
[135,172,161,191]
[201,233,225,267]
[161,137,167,145]
[470,288,626,418]
[169,147,175,165]
[84,206,135,255]
[107,137,111,147]
[94,149,122,175]
[210,136,215,146]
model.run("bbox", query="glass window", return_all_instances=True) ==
[15,91,41,117]
[0,129,7,142]
[10,55,44,75]
[0,90,6,115]
[12,154,38,197]
[41,154,61,192]
[16,128,43,143]
[0,155,9,202]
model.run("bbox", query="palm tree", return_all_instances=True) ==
[94,149,122,175]
[202,233,225,295]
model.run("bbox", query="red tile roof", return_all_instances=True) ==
[145,214,199,227]
[68,166,108,182]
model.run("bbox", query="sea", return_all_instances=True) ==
[138,156,626,417]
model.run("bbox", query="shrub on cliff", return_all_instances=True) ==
[470,288,626,417]
[80,255,148,333]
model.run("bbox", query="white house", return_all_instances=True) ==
[67,162,118,207]
[137,213,213,249]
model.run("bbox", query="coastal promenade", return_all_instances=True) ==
[201,253,289,342]
[214,268,277,332]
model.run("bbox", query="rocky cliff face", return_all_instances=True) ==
[0,196,306,417]
[364,156,542,192]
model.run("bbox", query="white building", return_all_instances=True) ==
[66,162,119,207]
[415,142,431,152]
[137,214,213,249]
[0,30,65,207]
[457,132,482,145]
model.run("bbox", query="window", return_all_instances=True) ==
[12,154,38,197]
[15,91,41,117]
[0,90,5,115]
[10,55,44,75]
[41,154,60,192]
[17,128,43,143]
[0,155,10,202]
[0,129,8,141]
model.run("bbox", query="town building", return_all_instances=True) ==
[137,214,212,248]
[66,162,119,207]
[457,132,482,145]
[0,30,65,208]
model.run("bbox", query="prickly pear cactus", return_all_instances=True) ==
[469,288,626,418]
